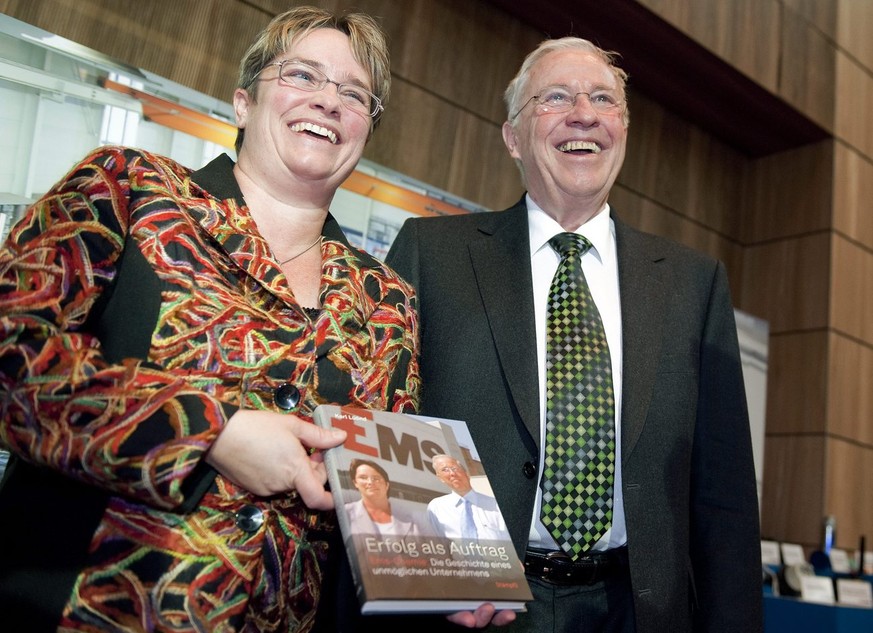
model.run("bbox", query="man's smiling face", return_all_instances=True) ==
[502,49,627,219]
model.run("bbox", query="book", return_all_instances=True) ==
[314,404,533,615]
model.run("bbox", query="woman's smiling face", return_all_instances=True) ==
[233,28,374,195]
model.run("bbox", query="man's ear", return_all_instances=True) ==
[502,121,520,160]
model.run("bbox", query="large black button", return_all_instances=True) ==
[274,383,300,410]
[522,462,537,479]
[235,505,264,533]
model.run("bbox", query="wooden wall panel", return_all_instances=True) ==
[444,114,520,210]
[828,332,873,446]
[363,78,519,209]
[353,0,540,125]
[765,332,829,435]
[619,92,744,242]
[830,235,873,344]
[740,141,833,244]
[237,0,302,14]
[638,0,781,93]
[694,0,782,93]
[837,0,873,72]
[641,0,835,133]
[740,234,830,333]
[609,186,744,294]
[833,143,873,249]
[778,7,836,132]
[338,0,540,207]
[783,0,838,42]
[761,435,825,545]
[631,0,692,37]
[825,437,873,550]
[835,51,873,159]
[364,79,460,194]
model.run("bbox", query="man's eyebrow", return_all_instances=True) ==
[537,81,618,92]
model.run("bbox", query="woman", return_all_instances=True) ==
[0,6,418,632]
[345,459,424,536]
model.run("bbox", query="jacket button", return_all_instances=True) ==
[274,383,300,410]
[235,505,265,533]
[522,462,537,479]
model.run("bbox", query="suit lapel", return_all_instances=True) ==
[468,202,541,446]
[614,217,669,461]
[465,205,671,457]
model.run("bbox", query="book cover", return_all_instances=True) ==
[314,404,533,614]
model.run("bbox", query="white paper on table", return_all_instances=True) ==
[829,548,851,574]
[836,578,873,608]
[761,540,781,566]
[799,575,835,605]
[781,542,806,566]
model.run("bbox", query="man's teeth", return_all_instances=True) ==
[290,122,338,144]
[558,140,601,153]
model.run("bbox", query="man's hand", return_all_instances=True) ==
[447,604,517,628]
[205,409,346,510]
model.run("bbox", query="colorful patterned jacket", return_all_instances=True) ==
[0,146,420,632]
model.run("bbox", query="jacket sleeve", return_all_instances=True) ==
[0,147,232,512]
[690,261,763,631]
[383,219,422,414]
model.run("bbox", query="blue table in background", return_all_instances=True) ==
[765,595,873,632]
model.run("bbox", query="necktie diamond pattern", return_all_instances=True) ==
[540,232,616,559]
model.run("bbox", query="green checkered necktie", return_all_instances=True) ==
[540,232,616,559]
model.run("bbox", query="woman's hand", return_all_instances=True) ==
[205,409,346,510]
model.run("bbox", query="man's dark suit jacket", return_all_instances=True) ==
[384,198,763,633]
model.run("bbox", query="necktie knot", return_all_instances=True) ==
[549,232,592,259]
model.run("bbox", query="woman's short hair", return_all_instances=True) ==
[349,458,390,483]
[235,5,391,152]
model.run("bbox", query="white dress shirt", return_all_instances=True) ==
[526,195,627,552]
[427,490,510,541]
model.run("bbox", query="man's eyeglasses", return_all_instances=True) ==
[511,86,624,120]
[438,466,464,475]
[257,59,383,118]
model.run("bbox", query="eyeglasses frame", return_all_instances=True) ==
[254,59,384,119]
[510,87,625,121]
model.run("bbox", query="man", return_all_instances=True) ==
[427,454,510,541]
[386,37,762,632]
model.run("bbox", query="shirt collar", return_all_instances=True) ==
[450,490,477,506]
[190,153,245,205]
[526,193,613,263]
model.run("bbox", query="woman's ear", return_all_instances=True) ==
[233,88,252,129]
